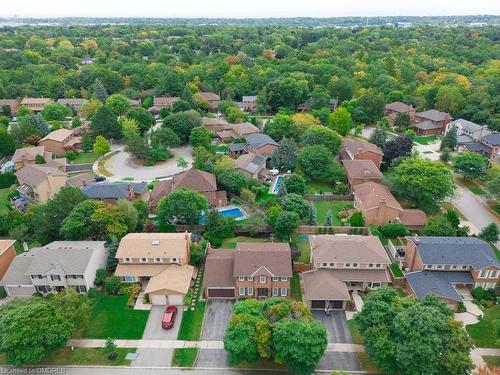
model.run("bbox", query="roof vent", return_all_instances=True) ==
[152,240,160,246]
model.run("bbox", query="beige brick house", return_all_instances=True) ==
[20,98,52,112]
[15,165,67,204]
[204,243,292,300]
[38,128,81,157]
[12,146,53,170]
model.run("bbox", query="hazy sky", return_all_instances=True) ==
[1,0,499,18]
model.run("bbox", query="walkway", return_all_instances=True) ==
[471,348,500,369]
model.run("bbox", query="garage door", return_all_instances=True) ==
[6,285,35,297]
[207,288,235,299]
[330,300,344,309]
[150,294,167,305]
[311,300,326,309]
[167,295,183,306]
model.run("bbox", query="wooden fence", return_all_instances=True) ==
[304,193,353,201]
[296,226,369,235]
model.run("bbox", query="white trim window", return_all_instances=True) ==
[436,264,443,270]
[75,285,87,293]
[259,276,266,284]
[280,288,288,297]
[322,263,328,267]
[486,282,496,289]
[451,265,458,270]
[490,271,498,278]
[154,257,162,263]
[329,263,334,267]
[140,257,148,263]
[461,265,468,270]
[273,276,279,282]
[345,263,351,268]
[247,277,254,281]
[376,264,381,268]
[368,264,374,268]
[272,287,279,296]
[280,277,287,282]
[238,276,245,282]
[124,257,132,263]
[239,287,245,296]
[479,270,488,278]
[171,257,179,263]
[247,287,254,296]
[370,282,381,289]
[426,264,433,269]
[122,276,136,283]
[50,275,61,281]
[352,263,358,268]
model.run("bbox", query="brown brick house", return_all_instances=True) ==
[384,102,416,124]
[353,182,426,228]
[150,96,180,113]
[340,139,384,169]
[202,117,231,133]
[234,153,270,181]
[244,133,279,158]
[150,169,227,211]
[0,99,20,116]
[302,235,391,310]
[15,165,67,204]
[0,240,16,280]
[412,109,452,136]
[242,96,257,112]
[216,122,261,142]
[404,236,500,310]
[342,159,383,190]
[20,98,53,112]
[38,128,81,157]
[204,243,292,300]
[200,92,220,112]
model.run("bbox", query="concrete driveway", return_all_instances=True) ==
[312,310,353,343]
[317,352,361,372]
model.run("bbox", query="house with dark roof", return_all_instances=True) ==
[82,182,148,204]
[340,138,384,168]
[57,98,88,114]
[150,169,227,211]
[460,132,500,163]
[412,109,452,136]
[446,119,491,147]
[244,133,279,158]
[384,102,416,124]
[404,236,500,310]
[234,153,270,181]
[204,243,292,300]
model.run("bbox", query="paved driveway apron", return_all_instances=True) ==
[313,310,361,371]
[133,306,183,366]
[196,300,233,368]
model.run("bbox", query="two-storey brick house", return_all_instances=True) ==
[340,139,384,169]
[204,243,292,300]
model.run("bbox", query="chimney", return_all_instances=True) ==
[311,235,316,249]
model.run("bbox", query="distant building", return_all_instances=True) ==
[340,139,384,169]
[82,182,149,204]
[199,92,220,112]
[20,98,53,112]
[384,102,415,124]
[446,118,491,148]
[242,96,258,112]
[15,165,67,204]
[412,109,452,136]
[38,128,81,157]
[57,98,88,114]
[0,99,20,116]
[234,153,270,181]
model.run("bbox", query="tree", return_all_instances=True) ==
[162,110,202,143]
[328,77,355,102]
[446,210,460,229]
[81,99,103,119]
[156,188,208,225]
[224,320,260,365]
[0,127,15,157]
[91,105,122,140]
[126,107,155,135]
[479,223,499,243]
[120,117,140,140]
[486,174,500,199]
[325,209,333,226]
[273,211,300,240]
[41,103,69,121]
[276,181,288,203]
[281,193,309,219]
[394,112,410,130]
[264,114,294,142]
[204,210,236,240]
[452,151,487,180]
[357,92,385,124]
[117,199,138,232]
[440,148,452,163]
[0,298,73,366]
[307,203,317,226]
[93,78,108,102]
[441,126,457,150]
[369,126,387,149]
[349,211,364,227]
[299,145,334,181]
[106,94,131,116]
[217,170,248,195]
[261,77,309,113]
[388,158,455,211]
[151,127,181,148]
[422,215,456,236]
[189,126,212,148]
[270,137,298,172]
[125,136,149,160]
[60,200,100,240]
[283,174,306,195]
[176,157,188,169]
[301,126,342,155]
[106,235,120,271]
[328,108,352,136]
[132,199,149,231]
[93,135,111,156]
[379,223,408,238]
[435,85,466,116]
[382,136,413,167]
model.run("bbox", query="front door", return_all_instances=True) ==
[257,288,268,300]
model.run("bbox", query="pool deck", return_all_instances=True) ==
[199,205,248,224]
[269,174,290,195]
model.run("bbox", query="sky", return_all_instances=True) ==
[1,0,499,18]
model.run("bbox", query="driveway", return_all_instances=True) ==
[312,310,352,343]
[317,352,361,372]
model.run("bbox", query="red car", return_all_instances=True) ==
[162,305,177,329]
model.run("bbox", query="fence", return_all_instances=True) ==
[172,224,273,234]
[304,193,353,201]
[293,262,311,272]
[296,226,369,235]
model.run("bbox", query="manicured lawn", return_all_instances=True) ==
[414,135,439,145]
[0,188,10,213]
[390,263,404,278]
[461,178,486,195]
[312,200,353,226]
[291,272,302,301]
[347,318,364,345]
[172,348,198,367]
[210,144,229,153]
[71,152,99,164]
[220,236,270,249]
[80,295,149,339]
[484,356,500,370]
[255,191,276,204]
[466,305,500,348]
[357,352,381,373]
[36,348,134,366]
[234,358,286,370]
[177,301,206,341]
[490,203,500,216]
[305,180,334,194]
[291,233,311,263]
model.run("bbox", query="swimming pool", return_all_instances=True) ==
[270,174,290,194]
[199,206,247,224]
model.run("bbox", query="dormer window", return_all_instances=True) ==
[50,275,61,281]
[154,258,162,263]
[171,257,179,263]
[124,257,132,263]
[140,257,148,263]
[238,276,245,281]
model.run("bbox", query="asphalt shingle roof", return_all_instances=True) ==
[82,182,146,199]
[406,270,474,302]
[482,132,500,146]
[245,133,278,149]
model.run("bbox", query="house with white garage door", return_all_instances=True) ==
[114,233,195,305]
[0,241,107,297]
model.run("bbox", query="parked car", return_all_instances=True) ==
[161,305,177,329]
[93,176,106,182]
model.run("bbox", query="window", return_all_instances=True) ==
[122,276,136,283]
[31,274,43,280]
[140,257,148,263]
[352,263,358,268]
[124,257,132,263]
[451,265,458,270]
[486,282,496,289]
[154,258,162,263]
[371,282,381,289]
[171,257,179,263]
[259,276,266,284]
[238,276,245,282]
[376,264,381,268]
[462,265,468,270]
[272,288,279,296]
[280,288,288,296]
[247,277,254,281]
[239,287,245,296]
[280,277,287,282]
[479,270,488,278]
[76,285,87,293]
[50,275,61,281]
[345,263,351,268]
[322,263,328,267]
[490,271,498,278]
[35,285,50,293]
[368,264,374,268]
[247,287,254,296]
[273,277,279,282]
[436,264,443,269]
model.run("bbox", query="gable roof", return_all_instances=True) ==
[342,138,383,157]
[204,249,236,288]
[200,92,220,101]
[153,96,180,106]
[15,165,66,186]
[311,235,390,264]
[342,159,383,180]
[482,132,500,146]
[233,122,260,137]
[57,98,87,106]
[302,269,350,301]
[449,119,483,133]
[12,146,48,163]
[233,243,292,277]
[115,232,190,259]
[353,182,402,211]
[385,102,413,113]
[144,264,194,294]
[39,128,74,143]
[406,270,474,302]
[416,109,451,122]
[245,133,278,150]
[202,117,229,127]
[406,236,500,270]
[20,98,52,105]
[172,168,217,192]
[242,96,257,102]
[413,120,443,130]
[235,153,266,174]
[66,173,94,188]
[0,240,15,256]
[82,182,146,199]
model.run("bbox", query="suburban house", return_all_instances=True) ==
[302,235,391,310]
[56,98,88,114]
[114,233,194,305]
[0,99,20,115]
[204,243,292,300]
[342,159,383,190]
[38,128,81,157]
[297,98,337,113]
[150,169,227,211]
[15,165,67,204]
[0,241,107,297]
[384,101,416,124]
[0,240,16,280]
[461,132,500,163]
[150,96,180,113]
[244,133,279,158]
[446,118,491,148]
[66,172,94,188]
[129,99,141,107]
[216,122,261,142]
[202,117,231,133]
[340,139,384,169]
[412,109,452,136]
[297,103,311,112]
[242,96,257,112]
[404,236,500,310]
[200,92,220,112]
[329,98,339,112]
[12,146,54,170]
[353,182,427,228]
[20,97,53,112]
[234,153,270,181]
[82,182,149,204]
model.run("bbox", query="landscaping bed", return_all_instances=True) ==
[466,305,500,348]
[35,347,134,366]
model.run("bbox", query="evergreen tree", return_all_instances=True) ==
[369,126,387,149]
[276,181,288,203]
[440,147,451,163]
[93,78,108,103]
[81,133,94,152]
[270,137,299,172]
[308,203,317,226]
[441,126,457,150]
[325,209,333,226]
[34,113,50,136]
[0,127,15,157]
[91,106,122,140]
[106,235,120,272]
[479,223,499,243]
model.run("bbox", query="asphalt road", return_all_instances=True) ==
[0,368,292,375]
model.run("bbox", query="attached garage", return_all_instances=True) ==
[145,264,194,306]
[149,293,184,306]
[302,269,351,311]
[207,288,235,299]
[310,300,345,310]
[150,294,167,305]
[6,285,36,297]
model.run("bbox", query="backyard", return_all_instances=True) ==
[71,152,99,164]
[312,200,353,226]
[414,135,439,145]
[291,272,302,301]
[220,235,270,249]
[466,305,500,348]
[291,233,311,263]
[79,294,149,339]
[305,179,334,194]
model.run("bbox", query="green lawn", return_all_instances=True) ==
[312,200,353,226]
[414,135,439,145]
[36,348,134,366]
[71,152,99,164]
[291,272,302,301]
[177,301,206,341]
[80,295,149,339]
[357,352,382,373]
[220,236,270,249]
[390,263,404,278]
[461,178,486,195]
[305,180,334,194]
[255,191,276,204]
[466,305,500,348]
[0,188,10,213]
[210,144,229,153]
[291,233,311,263]
[347,318,364,345]
[172,348,198,367]
[484,356,500,370]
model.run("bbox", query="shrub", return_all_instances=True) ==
[190,242,206,266]
[0,286,6,299]
[290,247,301,262]
[94,268,107,287]
[126,284,142,308]
[240,188,256,203]
[207,236,223,248]
[65,151,77,161]
[183,289,193,305]
[87,287,98,300]
[0,172,17,189]
[349,211,364,227]
[379,223,408,238]
[104,276,121,295]
[472,287,485,300]
[369,224,382,237]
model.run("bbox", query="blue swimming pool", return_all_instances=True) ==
[272,175,284,194]
[199,207,247,224]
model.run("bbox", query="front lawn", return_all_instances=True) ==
[466,305,500,348]
[0,188,10,213]
[305,180,334,194]
[460,178,486,195]
[172,348,198,367]
[490,203,500,216]
[220,236,270,249]
[71,152,99,164]
[291,272,302,301]
[80,295,149,339]
[36,348,134,366]
[312,200,353,226]
[177,301,206,341]
[414,135,439,145]
[291,233,311,263]
[347,318,364,345]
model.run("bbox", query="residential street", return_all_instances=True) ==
[0,368,293,375]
